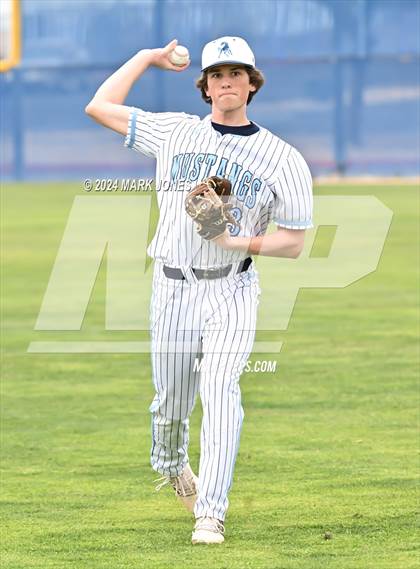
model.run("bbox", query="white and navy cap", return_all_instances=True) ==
[201,36,256,72]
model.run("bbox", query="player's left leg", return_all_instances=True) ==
[194,269,261,525]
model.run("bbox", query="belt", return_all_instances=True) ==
[163,257,252,281]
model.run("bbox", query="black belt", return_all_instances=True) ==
[163,257,252,281]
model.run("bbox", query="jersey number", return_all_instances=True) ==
[228,207,242,237]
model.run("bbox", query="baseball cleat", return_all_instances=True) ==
[191,517,225,544]
[154,463,199,514]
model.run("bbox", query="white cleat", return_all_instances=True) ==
[154,463,199,514]
[192,517,225,544]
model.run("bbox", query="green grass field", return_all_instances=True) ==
[1,182,418,569]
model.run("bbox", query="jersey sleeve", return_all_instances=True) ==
[124,107,197,158]
[270,147,314,230]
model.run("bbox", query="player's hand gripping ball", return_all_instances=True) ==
[169,45,190,66]
[185,176,241,240]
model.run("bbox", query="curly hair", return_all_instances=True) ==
[195,66,265,105]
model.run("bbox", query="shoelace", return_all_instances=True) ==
[154,476,171,492]
[194,517,225,534]
[154,473,196,496]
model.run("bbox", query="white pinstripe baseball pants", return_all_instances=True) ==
[149,259,261,521]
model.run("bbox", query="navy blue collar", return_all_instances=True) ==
[211,121,260,136]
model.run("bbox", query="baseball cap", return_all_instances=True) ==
[201,36,255,72]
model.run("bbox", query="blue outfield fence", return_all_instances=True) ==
[0,0,419,180]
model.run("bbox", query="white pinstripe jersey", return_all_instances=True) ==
[124,107,313,269]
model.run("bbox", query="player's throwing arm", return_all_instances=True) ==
[85,39,190,135]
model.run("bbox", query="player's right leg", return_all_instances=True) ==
[149,260,203,478]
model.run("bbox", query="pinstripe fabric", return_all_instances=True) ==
[124,108,313,269]
[123,107,312,521]
[149,260,260,520]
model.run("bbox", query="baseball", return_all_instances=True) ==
[169,45,189,66]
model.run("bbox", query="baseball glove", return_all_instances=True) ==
[185,176,240,240]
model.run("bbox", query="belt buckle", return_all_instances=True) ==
[202,269,213,279]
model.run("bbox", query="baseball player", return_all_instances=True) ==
[86,36,313,545]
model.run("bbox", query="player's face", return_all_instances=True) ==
[205,65,256,112]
